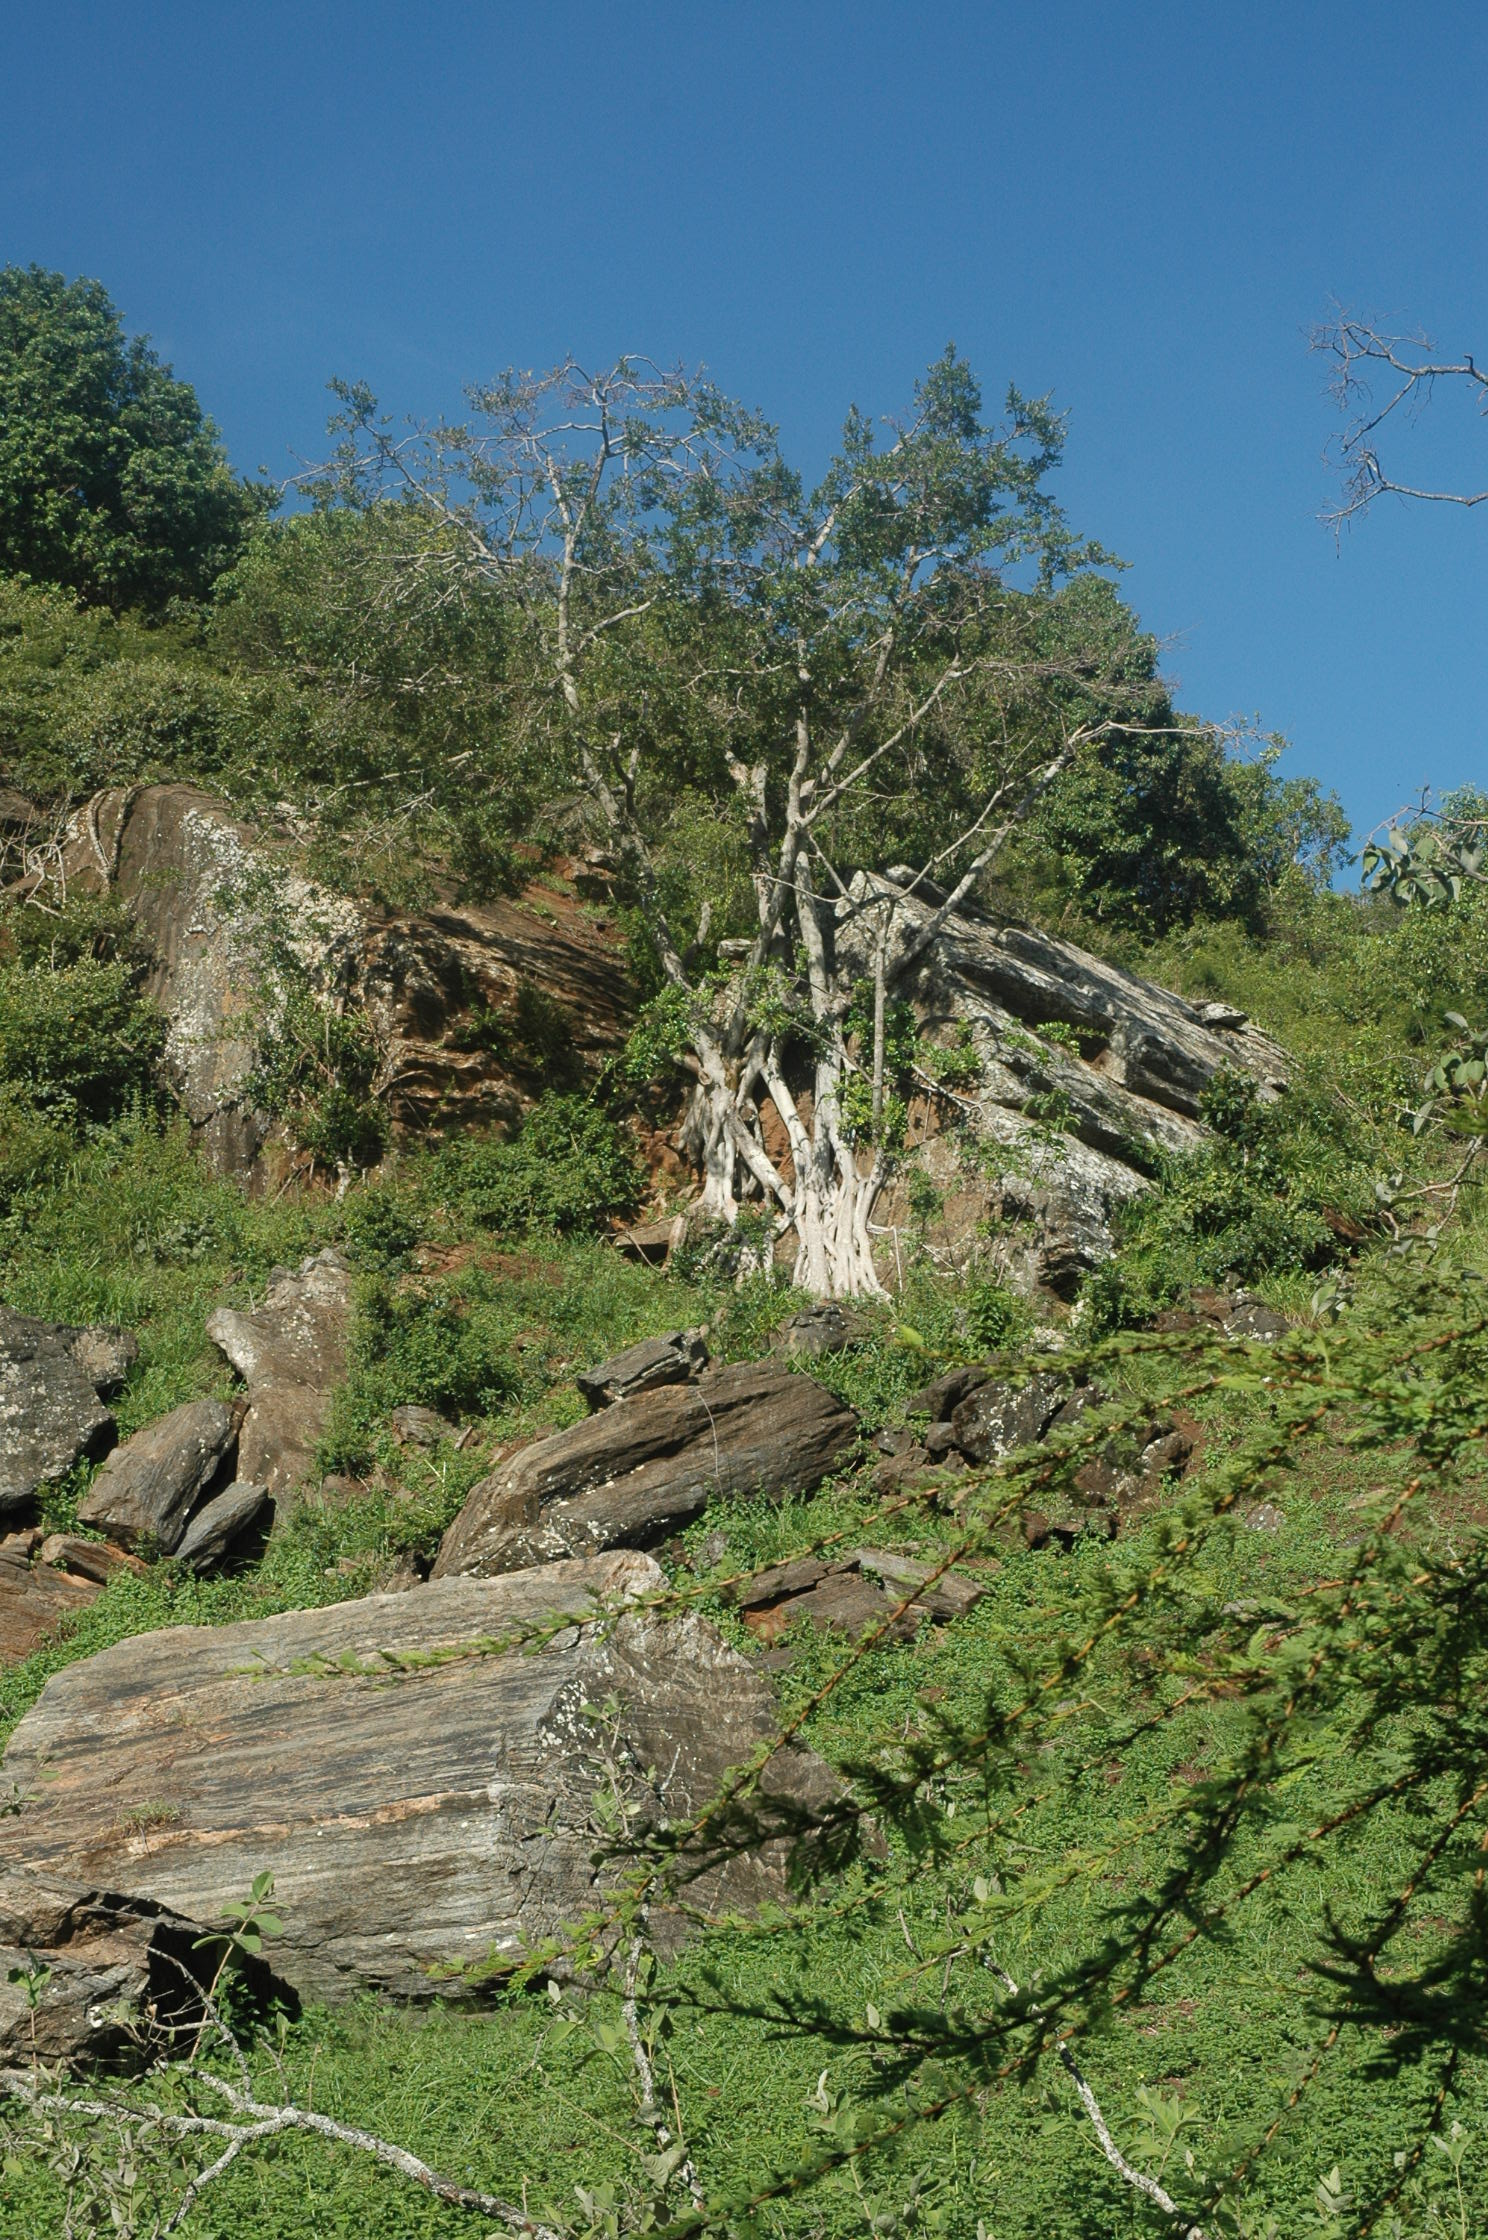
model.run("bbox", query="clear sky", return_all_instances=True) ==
[6,2,1484,845]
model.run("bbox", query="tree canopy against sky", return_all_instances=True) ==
[0,265,267,613]
[317,350,1311,1293]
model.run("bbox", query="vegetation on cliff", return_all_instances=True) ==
[3,274,1488,2238]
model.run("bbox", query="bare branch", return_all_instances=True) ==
[1314,313,1488,524]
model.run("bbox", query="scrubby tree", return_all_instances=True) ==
[318,352,1224,1295]
[0,265,267,611]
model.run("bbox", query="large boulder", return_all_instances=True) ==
[206,1249,352,1499]
[434,1362,858,1581]
[0,1308,135,1515]
[60,784,634,1178]
[76,1397,236,1551]
[0,1554,837,2002]
[840,871,1289,1294]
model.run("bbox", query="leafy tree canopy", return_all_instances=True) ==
[0,265,268,612]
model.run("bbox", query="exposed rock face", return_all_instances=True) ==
[76,1397,236,1551]
[0,1872,218,2067]
[0,1308,132,1514]
[576,1329,709,1410]
[0,1531,96,1661]
[434,1363,858,1581]
[63,785,633,1178]
[841,873,1289,1294]
[206,1249,352,1499]
[1,1555,838,2001]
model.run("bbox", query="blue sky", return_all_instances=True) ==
[6,2,1485,845]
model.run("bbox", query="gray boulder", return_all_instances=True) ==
[576,1329,708,1410]
[0,1554,838,2002]
[206,1249,352,1499]
[173,1480,268,1572]
[0,1308,130,1514]
[434,1361,857,1581]
[77,1398,236,1552]
[950,1373,1072,1464]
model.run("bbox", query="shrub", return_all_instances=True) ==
[340,1183,421,1273]
[0,952,163,1130]
[1082,1066,1381,1333]
[320,1278,523,1471]
[424,1093,641,1236]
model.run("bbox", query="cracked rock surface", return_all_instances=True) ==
[0,1553,838,2002]
[433,1361,857,1581]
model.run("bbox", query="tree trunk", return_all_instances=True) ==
[684,1064,887,1300]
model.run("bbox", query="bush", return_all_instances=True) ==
[1082,1066,1380,1333]
[320,1278,523,1472]
[0,952,163,1131]
[340,1183,421,1273]
[424,1094,641,1236]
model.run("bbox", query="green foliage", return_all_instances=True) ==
[208,503,547,891]
[327,1277,521,1461]
[622,982,702,1084]
[0,266,266,611]
[0,573,264,804]
[0,889,165,1211]
[999,692,1350,937]
[250,981,387,1172]
[423,1093,641,1236]
[339,1184,421,1273]
[1083,1066,1380,1333]
[963,1272,1033,1350]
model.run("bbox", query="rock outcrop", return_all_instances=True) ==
[0,1872,223,2067]
[1,1554,838,2001]
[840,872,1290,1293]
[434,1362,858,1580]
[576,1329,709,1411]
[61,784,633,1178]
[76,1397,236,1551]
[0,1307,135,1514]
[206,1248,352,1499]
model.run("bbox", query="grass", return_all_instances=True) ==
[6,1455,1481,2237]
[5,1003,1488,2231]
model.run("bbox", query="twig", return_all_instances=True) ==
[623,1930,707,2212]
[2,2068,561,2237]
[989,1967,1205,2238]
